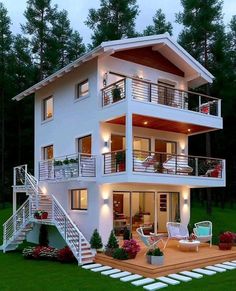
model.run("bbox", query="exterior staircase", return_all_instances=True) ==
[1,165,95,265]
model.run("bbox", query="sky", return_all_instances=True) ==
[1,0,236,44]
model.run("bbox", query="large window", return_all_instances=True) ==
[43,96,53,120]
[71,189,88,210]
[43,145,53,160]
[77,79,89,98]
[78,135,91,154]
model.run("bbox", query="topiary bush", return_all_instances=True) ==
[105,230,119,257]
[112,248,128,260]
[90,229,103,250]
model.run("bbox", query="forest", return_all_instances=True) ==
[0,0,235,213]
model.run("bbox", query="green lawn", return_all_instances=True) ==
[0,205,235,291]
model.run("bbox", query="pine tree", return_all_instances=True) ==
[85,0,139,48]
[143,9,173,36]
[0,3,12,205]
[90,229,103,249]
[106,230,119,249]
[67,31,86,62]
[22,0,57,80]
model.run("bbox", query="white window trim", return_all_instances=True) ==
[75,79,89,100]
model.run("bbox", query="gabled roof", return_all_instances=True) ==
[13,33,214,101]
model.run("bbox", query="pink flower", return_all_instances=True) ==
[122,239,141,255]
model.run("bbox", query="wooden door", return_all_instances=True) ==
[157,193,169,232]
[113,194,124,214]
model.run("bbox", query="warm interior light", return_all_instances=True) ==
[144,121,148,125]
[187,128,191,132]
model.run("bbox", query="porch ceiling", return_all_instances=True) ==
[106,114,212,135]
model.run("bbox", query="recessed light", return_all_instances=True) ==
[187,128,191,132]
[144,121,148,125]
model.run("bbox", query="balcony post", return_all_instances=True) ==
[195,157,198,176]
[218,99,221,117]
[126,113,132,174]
[125,77,132,100]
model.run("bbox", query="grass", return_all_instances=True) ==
[0,205,235,290]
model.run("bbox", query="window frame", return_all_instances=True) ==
[42,144,54,160]
[76,79,89,99]
[71,189,88,211]
[78,134,92,154]
[42,95,54,121]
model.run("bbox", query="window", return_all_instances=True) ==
[43,96,53,120]
[77,79,89,98]
[71,189,88,210]
[43,145,54,160]
[78,135,91,154]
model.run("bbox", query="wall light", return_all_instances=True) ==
[184,198,188,205]
[103,72,108,87]
[104,141,109,148]
[103,198,109,204]
[181,148,185,154]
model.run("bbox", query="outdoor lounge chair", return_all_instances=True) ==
[193,221,212,247]
[164,222,189,249]
[136,227,164,251]
[162,155,193,174]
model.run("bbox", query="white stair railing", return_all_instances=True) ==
[52,195,91,264]
[3,198,31,249]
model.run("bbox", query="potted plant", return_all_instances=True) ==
[112,85,122,103]
[112,248,129,260]
[105,230,119,257]
[115,151,125,172]
[34,210,48,219]
[90,229,103,253]
[122,239,140,259]
[146,249,153,264]
[150,247,164,265]
[219,231,234,250]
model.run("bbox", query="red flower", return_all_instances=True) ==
[219,231,234,243]
[122,239,141,255]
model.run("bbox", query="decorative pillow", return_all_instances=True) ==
[196,226,210,236]
[169,226,180,237]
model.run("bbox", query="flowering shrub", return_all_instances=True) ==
[34,210,47,216]
[22,246,58,260]
[188,233,197,241]
[122,239,140,256]
[57,246,76,263]
[219,231,234,243]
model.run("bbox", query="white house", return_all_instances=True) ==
[2,33,225,264]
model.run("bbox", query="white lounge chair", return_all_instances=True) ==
[164,222,189,249]
[136,227,164,251]
[193,221,212,247]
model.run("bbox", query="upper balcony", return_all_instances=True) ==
[101,77,222,133]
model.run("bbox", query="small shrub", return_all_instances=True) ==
[57,246,76,263]
[152,247,163,256]
[123,227,131,240]
[23,246,58,261]
[90,229,103,249]
[146,249,153,256]
[22,246,35,259]
[106,230,119,249]
[113,248,128,260]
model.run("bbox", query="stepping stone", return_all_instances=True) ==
[82,263,102,269]
[143,282,168,290]
[101,269,121,275]
[131,278,155,286]
[179,271,203,279]
[205,266,226,273]
[168,274,192,282]
[192,268,216,276]
[120,274,142,282]
[110,271,131,279]
[157,276,180,285]
[223,262,236,267]
[91,266,112,272]
[231,260,236,264]
[215,264,235,270]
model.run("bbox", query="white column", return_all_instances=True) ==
[180,186,190,226]
[126,113,133,174]
[154,192,158,234]
[13,191,17,214]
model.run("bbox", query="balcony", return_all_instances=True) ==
[39,153,96,181]
[101,77,221,117]
[103,149,225,183]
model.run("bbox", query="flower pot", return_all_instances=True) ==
[128,253,137,259]
[218,242,232,250]
[146,255,152,264]
[41,212,48,219]
[151,255,164,265]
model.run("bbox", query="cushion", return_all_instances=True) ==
[169,226,180,237]
[196,226,210,236]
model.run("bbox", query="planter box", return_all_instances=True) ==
[34,212,48,220]
[151,255,164,265]
[146,255,152,264]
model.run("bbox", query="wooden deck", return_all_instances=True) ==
[96,241,236,278]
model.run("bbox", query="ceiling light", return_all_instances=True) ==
[144,121,148,125]
[187,128,191,132]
